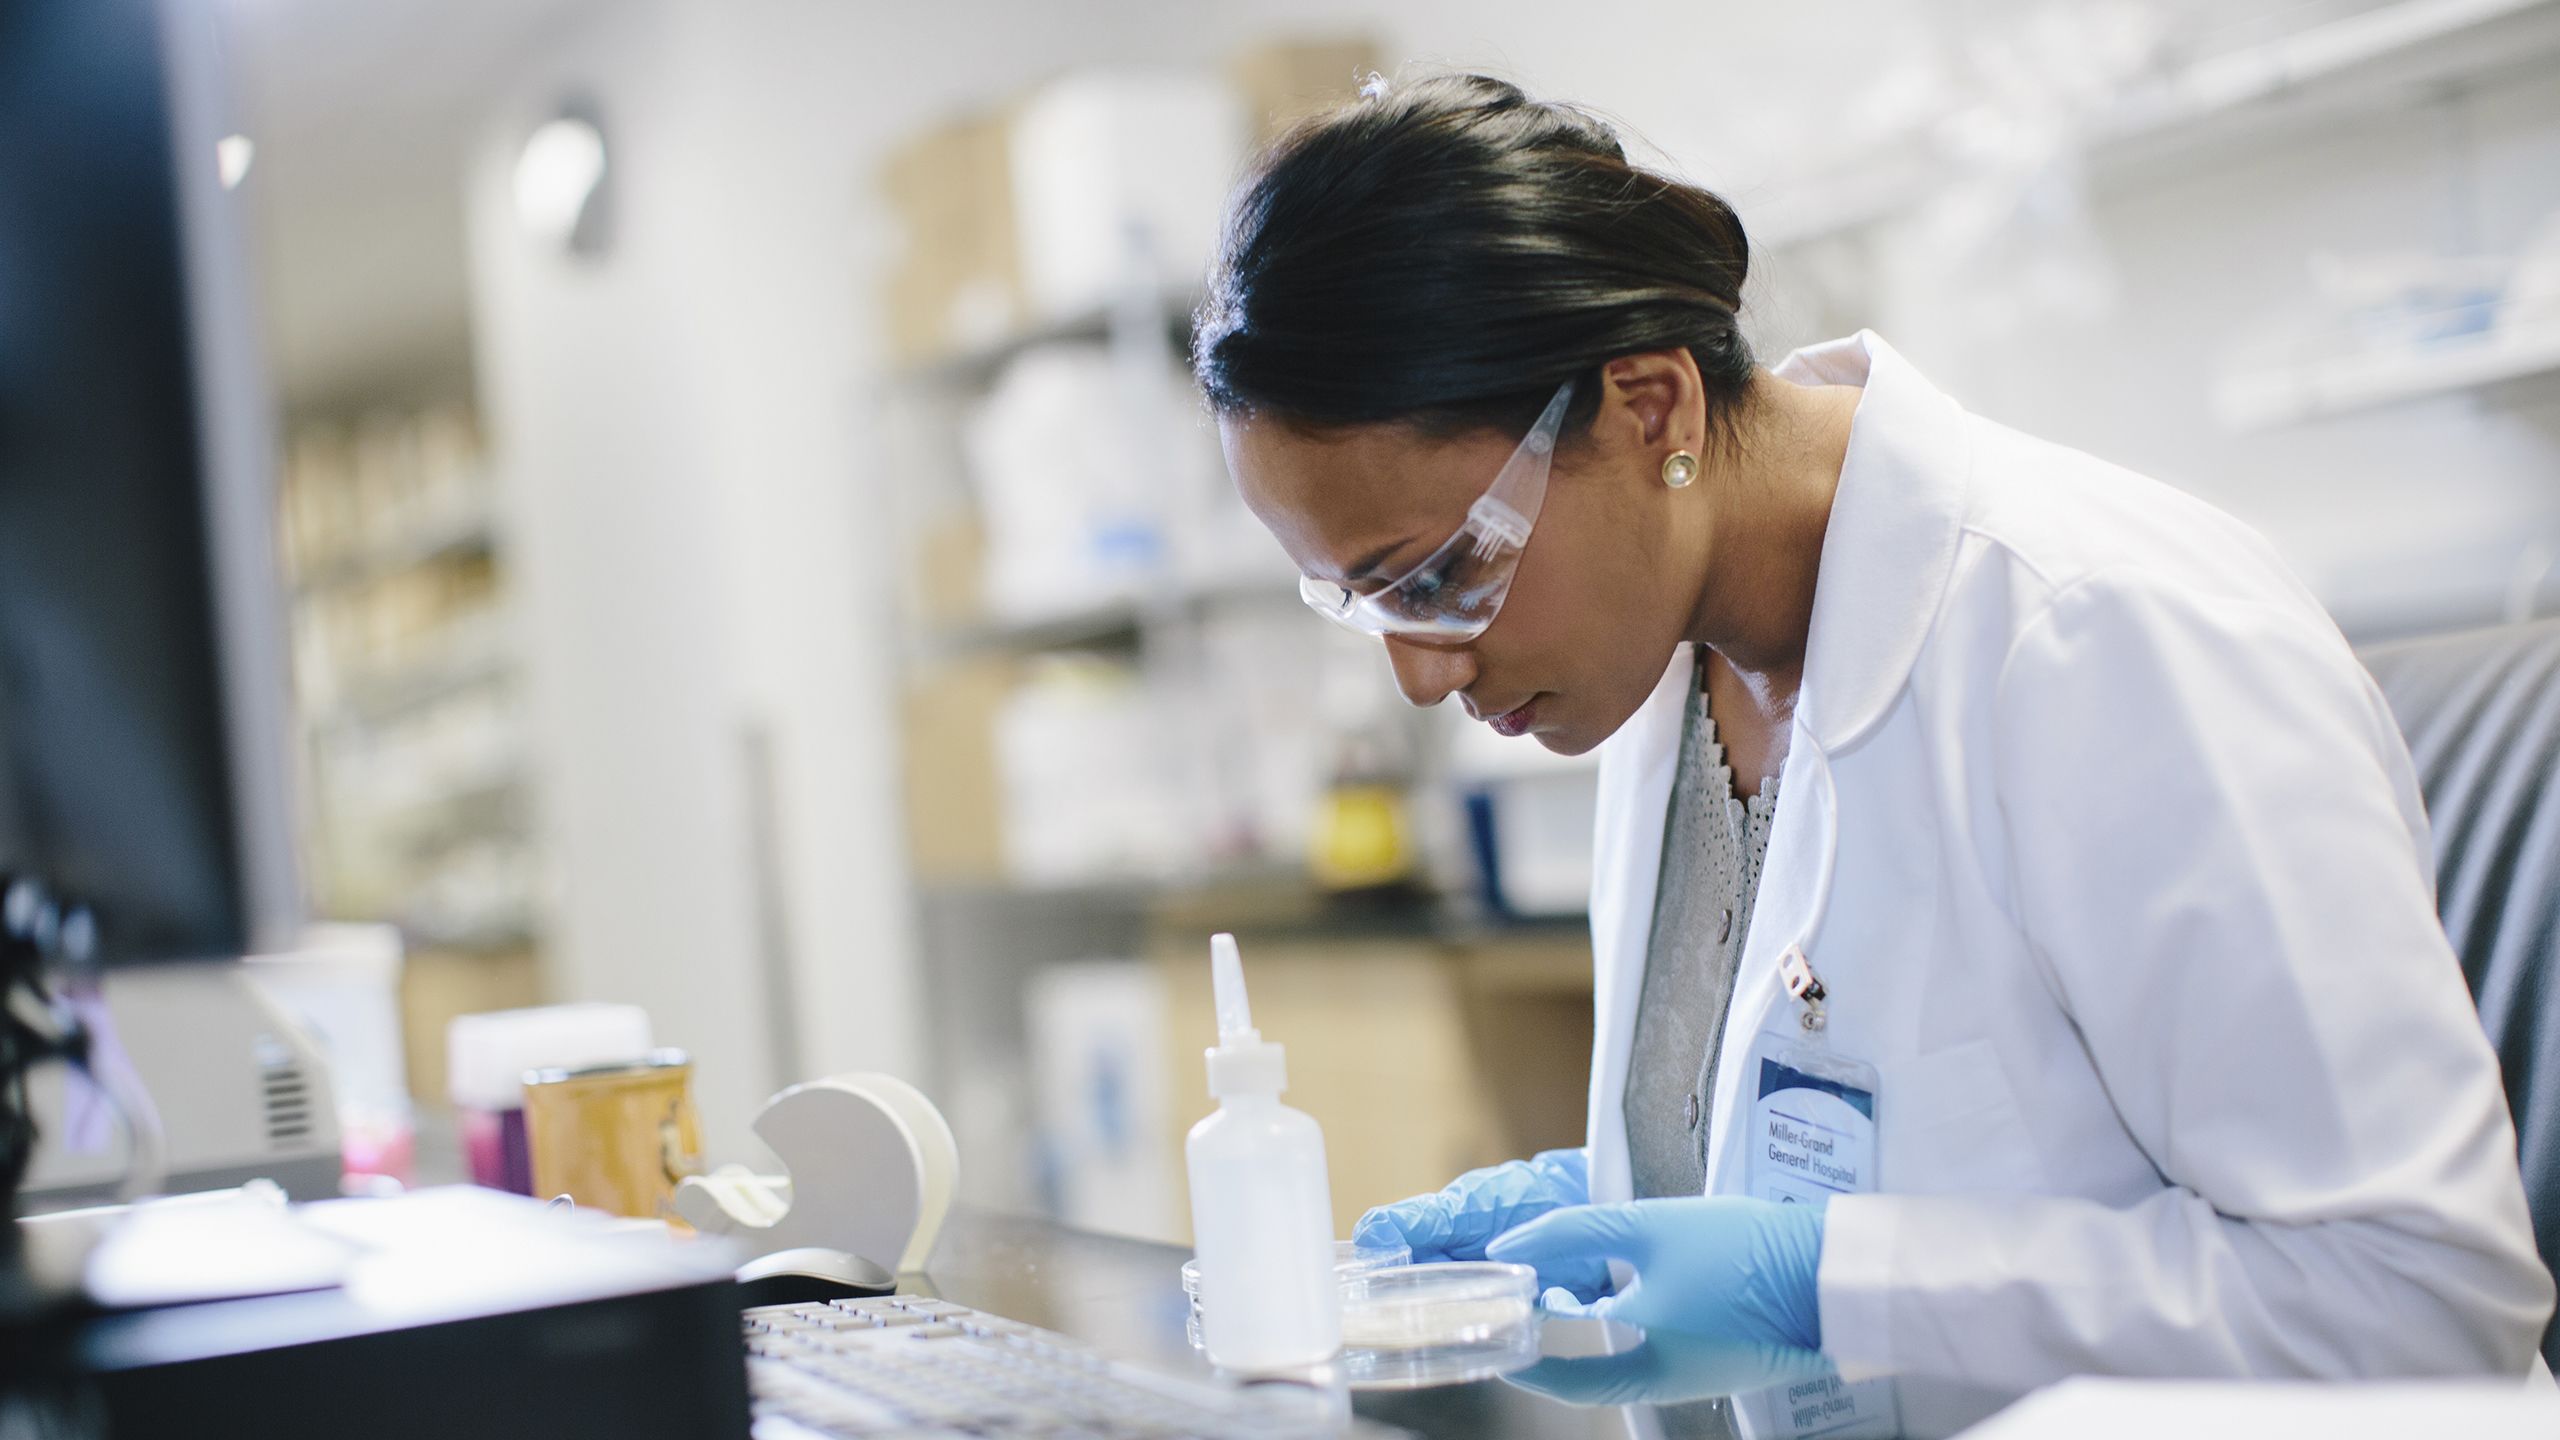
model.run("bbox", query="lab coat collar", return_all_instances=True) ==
[1774,330,1975,755]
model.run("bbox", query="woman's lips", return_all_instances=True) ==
[1487,699,1539,737]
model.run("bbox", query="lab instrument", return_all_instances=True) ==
[1184,932,1342,1370]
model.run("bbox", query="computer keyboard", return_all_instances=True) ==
[742,1296,1400,1438]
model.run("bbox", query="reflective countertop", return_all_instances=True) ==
[902,1207,1814,1439]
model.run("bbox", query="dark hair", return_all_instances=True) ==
[1192,72,1757,442]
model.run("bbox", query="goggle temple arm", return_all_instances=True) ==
[1472,380,1577,555]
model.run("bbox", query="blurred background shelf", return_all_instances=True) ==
[1751,0,2560,249]
[920,864,1591,946]
[291,498,498,595]
[2215,314,2560,427]
[926,579,1307,657]
[892,287,1203,393]
[929,597,1149,657]
[325,619,516,727]
[276,401,546,1064]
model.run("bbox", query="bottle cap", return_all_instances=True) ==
[1206,1038,1286,1097]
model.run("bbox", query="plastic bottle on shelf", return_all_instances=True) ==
[1183,932,1342,1371]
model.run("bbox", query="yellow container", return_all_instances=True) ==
[1309,782,1413,890]
[522,1049,704,1220]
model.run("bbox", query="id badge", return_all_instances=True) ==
[1735,1027,1899,1440]
[1744,1034,1879,1206]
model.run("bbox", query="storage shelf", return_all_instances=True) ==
[920,859,1318,913]
[892,287,1202,392]
[382,772,532,857]
[398,916,540,955]
[318,621,515,728]
[918,864,1587,946]
[2213,316,2560,429]
[931,596,1147,655]
[291,500,498,594]
[1751,0,2560,250]
[924,576,1299,658]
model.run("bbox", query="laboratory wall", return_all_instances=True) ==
[227,0,2560,1230]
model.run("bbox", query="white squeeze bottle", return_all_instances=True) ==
[1185,932,1342,1370]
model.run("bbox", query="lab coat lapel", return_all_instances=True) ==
[1700,736,1832,1196]
[1777,330,1974,752]
[1584,644,1696,1206]
[1588,330,1975,1203]
[1700,329,1975,1194]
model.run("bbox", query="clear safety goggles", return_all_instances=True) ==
[1298,379,1576,644]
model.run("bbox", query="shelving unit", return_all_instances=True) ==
[276,406,543,964]
[895,277,1411,905]
[325,612,516,726]
[292,501,497,596]
[2214,314,2560,428]
[889,286,1202,395]
[1749,0,2560,250]
[888,263,1606,916]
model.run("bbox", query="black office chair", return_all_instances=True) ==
[2361,618,2560,1368]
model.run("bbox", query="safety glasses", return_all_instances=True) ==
[1298,379,1576,644]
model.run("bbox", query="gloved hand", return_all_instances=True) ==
[1485,1197,1825,1351]
[1354,1148,1604,1299]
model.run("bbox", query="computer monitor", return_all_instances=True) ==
[0,0,301,965]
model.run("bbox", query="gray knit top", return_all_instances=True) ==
[1623,664,1782,1202]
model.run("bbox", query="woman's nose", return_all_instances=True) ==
[1382,636,1478,709]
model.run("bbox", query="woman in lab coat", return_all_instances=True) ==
[1193,73,2552,1433]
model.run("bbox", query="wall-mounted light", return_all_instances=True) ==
[513,98,611,260]
[216,133,253,189]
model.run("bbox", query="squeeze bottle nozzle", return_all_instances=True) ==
[1203,932,1284,1099]
[1211,932,1255,1042]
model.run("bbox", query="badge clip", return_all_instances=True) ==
[1778,945,1827,1032]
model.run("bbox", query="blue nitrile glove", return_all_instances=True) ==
[1504,1330,1834,1409]
[1485,1197,1825,1351]
[1354,1148,1606,1299]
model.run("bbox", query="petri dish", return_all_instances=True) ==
[1184,1254,1542,1390]
[1182,1238,1411,1311]
[1336,1260,1538,1352]
[1337,1322,1540,1390]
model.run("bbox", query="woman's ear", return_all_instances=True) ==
[1596,350,1700,452]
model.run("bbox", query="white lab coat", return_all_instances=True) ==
[1582,331,2554,1435]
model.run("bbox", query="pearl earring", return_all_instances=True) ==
[1661,450,1700,489]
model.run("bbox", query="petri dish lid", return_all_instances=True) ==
[1182,1238,1411,1298]
[1338,1260,1538,1351]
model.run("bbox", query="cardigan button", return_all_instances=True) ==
[1683,1093,1702,1130]
[1717,908,1734,944]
